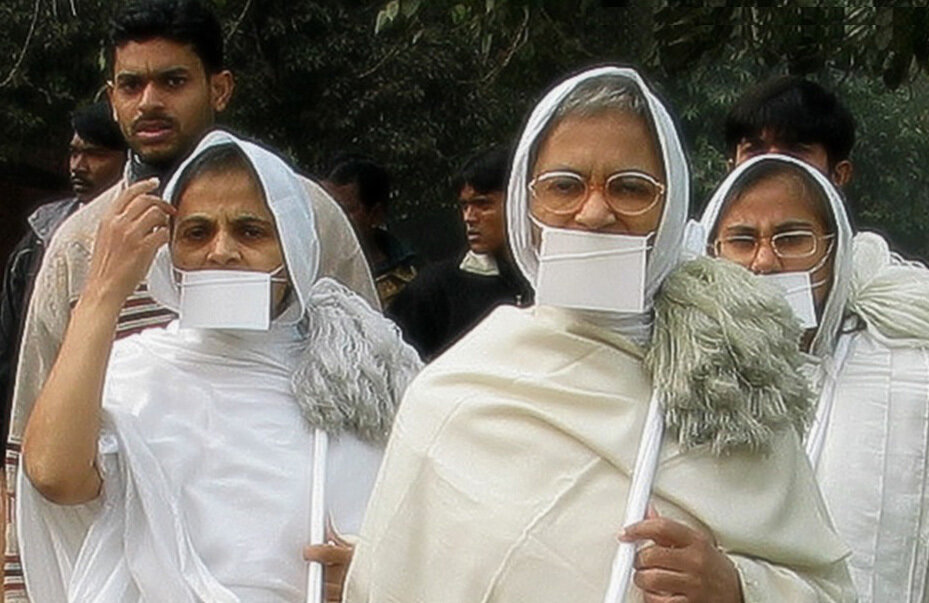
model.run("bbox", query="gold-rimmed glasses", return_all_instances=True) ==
[528,170,665,217]
[713,230,835,264]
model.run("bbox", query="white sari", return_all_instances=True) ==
[18,131,420,602]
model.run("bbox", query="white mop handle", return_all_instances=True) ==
[602,390,664,603]
[306,428,329,603]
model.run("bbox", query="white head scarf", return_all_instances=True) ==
[698,154,853,359]
[506,66,690,342]
[148,129,320,323]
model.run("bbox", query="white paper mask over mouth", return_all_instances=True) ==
[506,66,690,343]
[534,226,651,313]
[698,154,852,357]
[758,272,818,329]
[174,265,288,330]
[147,129,320,330]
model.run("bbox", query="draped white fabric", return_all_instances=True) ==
[20,324,384,602]
[343,305,854,603]
[699,154,929,603]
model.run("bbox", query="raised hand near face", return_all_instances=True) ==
[86,177,175,305]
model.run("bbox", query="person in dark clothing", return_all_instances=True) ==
[323,153,417,308]
[388,146,532,361]
[0,101,127,440]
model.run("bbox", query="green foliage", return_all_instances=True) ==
[1,1,928,260]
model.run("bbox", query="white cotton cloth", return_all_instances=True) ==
[17,131,392,602]
[19,323,383,602]
[343,305,854,603]
[345,71,853,603]
[699,154,929,603]
[459,250,500,276]
[505,66,689,344]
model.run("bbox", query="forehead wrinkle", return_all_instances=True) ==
[722,222,758,233]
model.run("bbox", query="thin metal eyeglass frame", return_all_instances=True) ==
[713,231,836,261]
[528,170,666,217]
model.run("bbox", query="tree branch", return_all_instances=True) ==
[224,0,254,45]
[0,0,41,89]
[476,6,531,86]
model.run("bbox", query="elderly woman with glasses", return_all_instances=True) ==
[344,68,854,603]
[701,154,929,603]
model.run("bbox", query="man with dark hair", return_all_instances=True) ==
[726,75,855,187]
[323,153,417,307]
[388,147,532,361]
[0,101,126,442]
[4,1,375,599]
[69,101,128,202]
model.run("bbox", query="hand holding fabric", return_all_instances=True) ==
[621,506,743,603]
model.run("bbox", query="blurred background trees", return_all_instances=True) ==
[1,0,928,264]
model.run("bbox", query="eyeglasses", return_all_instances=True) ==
[528,170,666,217]
[713,230,835,263]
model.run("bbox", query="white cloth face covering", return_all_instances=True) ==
[535,224,650,313]
[759,271,818,329]
[177,266,287,330]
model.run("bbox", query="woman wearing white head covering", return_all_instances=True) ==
[17,130,421,602]
[701,153,929,603]
[344,67,853,603]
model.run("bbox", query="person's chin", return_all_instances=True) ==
[133,140,182,166]
[467,242,488,255]
[70,182,92,197]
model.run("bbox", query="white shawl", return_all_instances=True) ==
[345,71,853,603]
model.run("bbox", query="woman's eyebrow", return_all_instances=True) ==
[722,223,757,234]
[230,213,275,225]
[774,219,816,232]
[174,213,212,226]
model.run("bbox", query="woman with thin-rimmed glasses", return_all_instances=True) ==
[702,154,929,603]
[345,68,854,603]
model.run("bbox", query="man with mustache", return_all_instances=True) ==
[387,146,533,361]
[68,103,128,203]
[3,1,375,600]
[0,101,126,446]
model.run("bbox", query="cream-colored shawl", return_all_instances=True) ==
[344,305,853,602]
